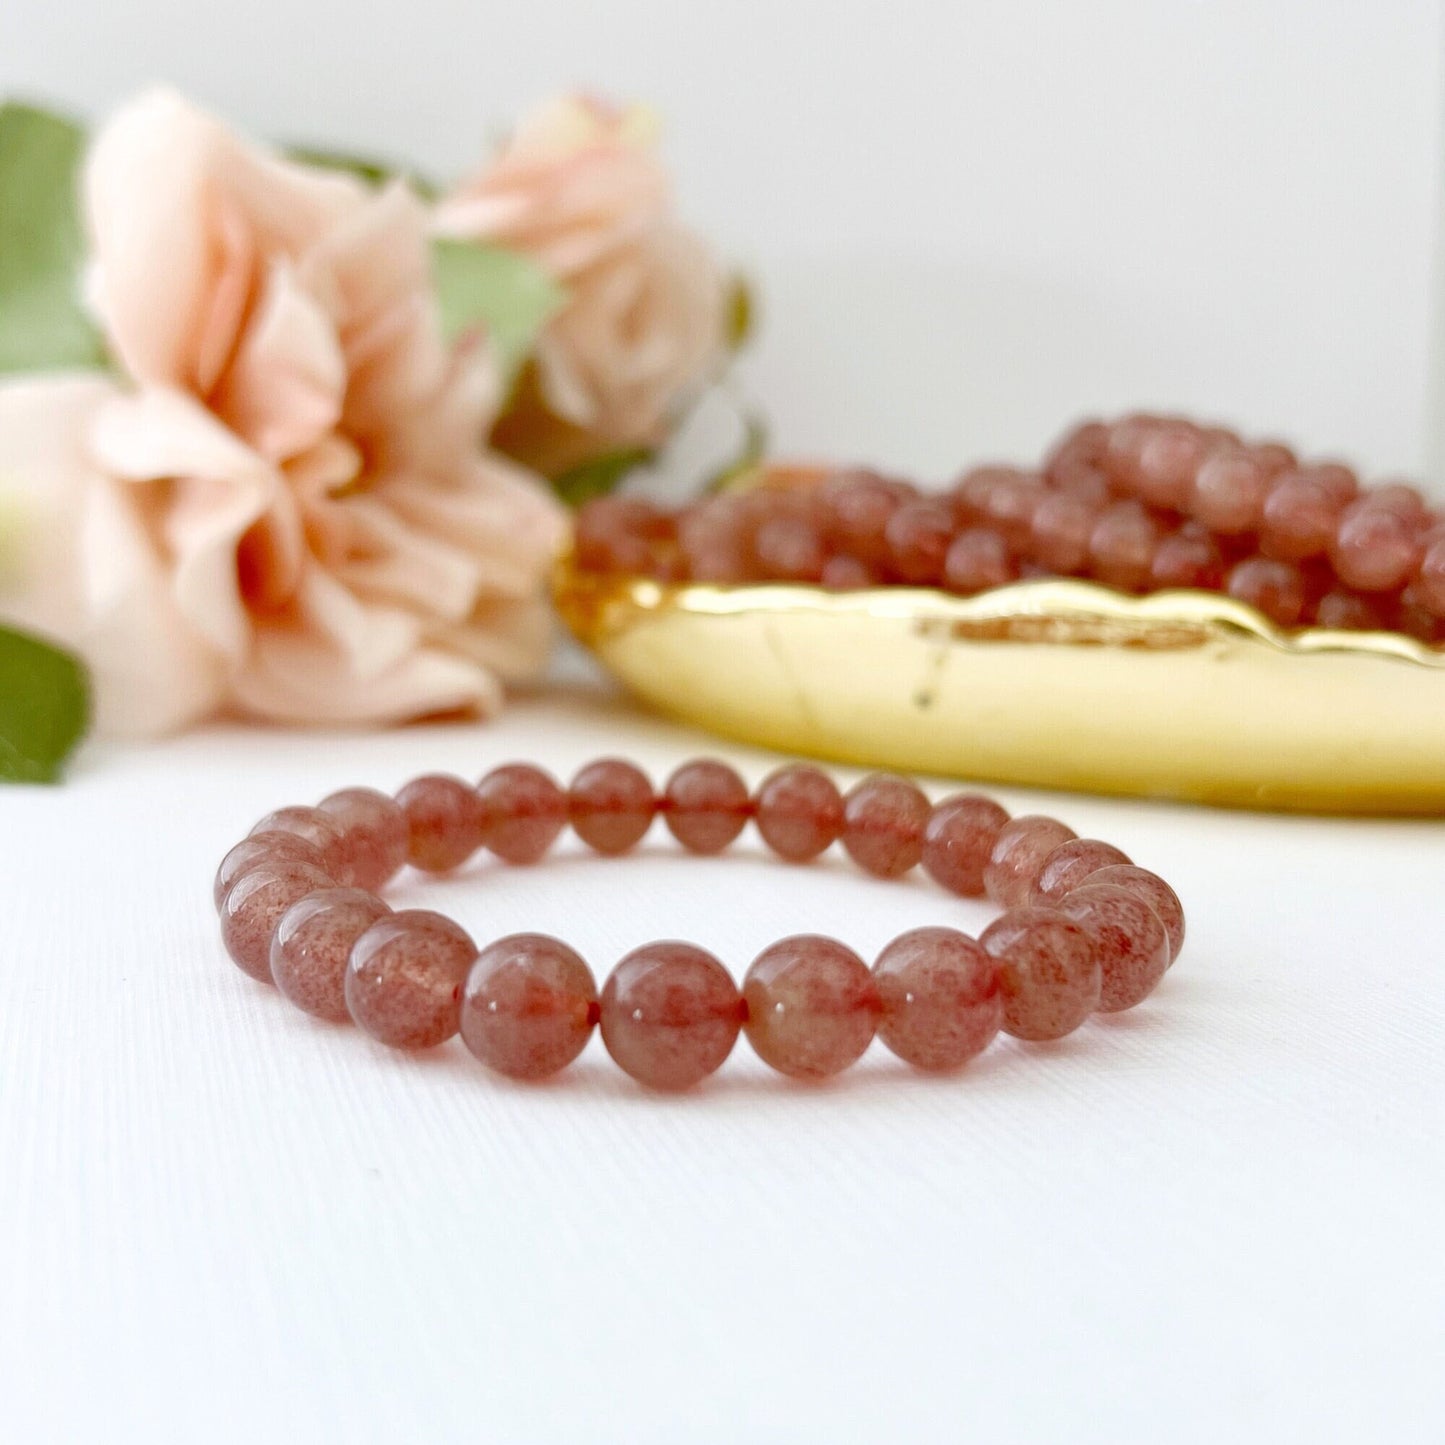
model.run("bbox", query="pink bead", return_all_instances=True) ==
[742,935,880,1080]
[754,515,827,582]
[214,831,328,912]
[345,910,478,1049]
[220,859,337,982]
[661,758,752,853]
[248,806,348,882]
[1307,462,1359,504]
[1044,419,1108,478]
[1192,451,1269,534]
[395,773,486,873]
[980,908,1102,1041]
[477,763,567,865]
[599,941,743,1090]
[679,496,755,582]
[318,787,408,891]
[1058,883,1170,1012]
[976,474,1045,549]
[575,495,669,574]
[1415,537,1445,614]
[820,554,877,589]
[821,472,912,566]
[884,498,955,584]
[1149,528,1225,591]
[270,888,391,1022]
[1314,588,1390,631]
[921,793,1011,897]
[983,816,1078,907]
[1260,474,1341,561]
[841,773,930,878]
[1332,505,1422,592]
[1101,415,1154,488]
[873,927,1002,1071]
[1082,864,1186,964]
[1030,493,1097,573]
[754,764,845,862]
[1226,557,1306,627]
[568,758,655,855]
[1254,441,1301,478]
[1030,838,1133,905]
[460,933,598,1080]
[1135,422,1207,510]
[942,527,1016,593]
[1365,483,1427,521]
[1088,502,1158,591]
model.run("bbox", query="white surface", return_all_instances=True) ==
[3,1,1444,480]
[2,664,1443,1443]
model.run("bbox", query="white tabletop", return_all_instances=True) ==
[3,658,1442,1444]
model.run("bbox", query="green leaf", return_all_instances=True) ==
[725,273,755,351]
[0,624,90,783]
[431,238,564,391]
[0,102,108,374]
[552,448,654,507]
[285,144,439,201]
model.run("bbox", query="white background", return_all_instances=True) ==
[3,4,1445,1442]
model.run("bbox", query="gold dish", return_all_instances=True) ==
[554,562,1445,817]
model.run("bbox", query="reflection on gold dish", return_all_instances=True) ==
[555,561,1445,815]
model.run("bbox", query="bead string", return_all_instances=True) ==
[574,414,1445,640]
[215,760,1185,1091]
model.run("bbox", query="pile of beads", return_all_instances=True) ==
[215,759,1185,1091]
[573,414,1445,640]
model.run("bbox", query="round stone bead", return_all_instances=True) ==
[983,816,1078,907]
[249,806,348,882]
[1082,864,1186,964]
[270,888,391,1022]
[873,927,1002,1071]
[754,764,844,862]
[395,774,487,873]
[477,763,568,864]
[754,515,827,582]
[1030,492,1097,573]
[345,910,479,1049]
[214,831,328,912]
[568,759,655,856]
[661,758,752,854]
[1087,502,1158,591]
[884,498,955,585]
[1192,451,1269,534]
[1414,537,1445,614]
[1314,588,1391,632]
[820,554,877,590]
[980,908,1102,1041]
[1226,557,1306,627]
[460,933,599,1080]
[1135,422,1208,510]
[1331,505,1422,592]
[921,793,1011,897]
[1260,474,1341,561]
[942,527,1016,593]
[1057,883,1170,1012]
[1030,838,1133,906]
[821,471,912,566]
[841,774,930,878]
[743,935,879,1080]
[220,859,337,983]
[318,787,408,891]
[1149,527,1225,591]
[599,942,742,1090]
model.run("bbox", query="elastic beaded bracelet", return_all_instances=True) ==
[214,760,1185,1092]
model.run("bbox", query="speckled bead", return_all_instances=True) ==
[1030,838,1133,906]
[599,942,743,1090]
[754,764,844,862]
[743,935,880,1080]
[477,764,568,865]
[221,859,337,983]
[568,759,655,856]
[661,759,752,854]
[248,806,349,882]
[318,787,409,892]
[1081,864,1186,964]
[460,933,599,1080]
[214,831,328,912]
[1057,883,1170,1012]
[980,907,1102,1040]
[270,888,391,1022]
[841,774,930,878]
[921,794,1011,897]
[983,816,1079,907]
[395,774,487,873]
[345,910,479,1049]
[873,927,1002,1071]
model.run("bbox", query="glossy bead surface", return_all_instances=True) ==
[1226,557,1306,627]
[1030,493,1097,573]
[270,888,391,1022]
[921,793,1011,897]
[884,498,954,584]
[841,774,930,878]
[214,831,328,912]
[248,806,348,882]
[873,927,1002,1071]
[942,527,1015,593]
[1260,474,1340,561]
[661,759,752,854]
[318,787,408,891]
[980,908,1102,1041]
[1192,451,1268,534]
[460,933,598,1079]
[568,759,655,855]
[599,942,742,1090]
[1058,883,1170,1012]
[478,764,568,864]
[1082,865,1186,964]
[1030,838,1133,905]
[221,859,337,983]
[743,935,879,1080]
[1332,506,1422,592]
[984,815,1078,907]
[345,910,478,1049]
[395,774,486,873]
[754,764,844,862]
[1088,502,1158,591]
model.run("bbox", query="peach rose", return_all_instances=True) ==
[435,95,728,478]
[0,89,567,736]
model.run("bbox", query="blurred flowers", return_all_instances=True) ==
[435,95,730,483]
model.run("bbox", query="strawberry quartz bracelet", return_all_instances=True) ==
[214,760,1185,1090]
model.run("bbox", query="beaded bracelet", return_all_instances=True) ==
[214,760,1185,1091]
